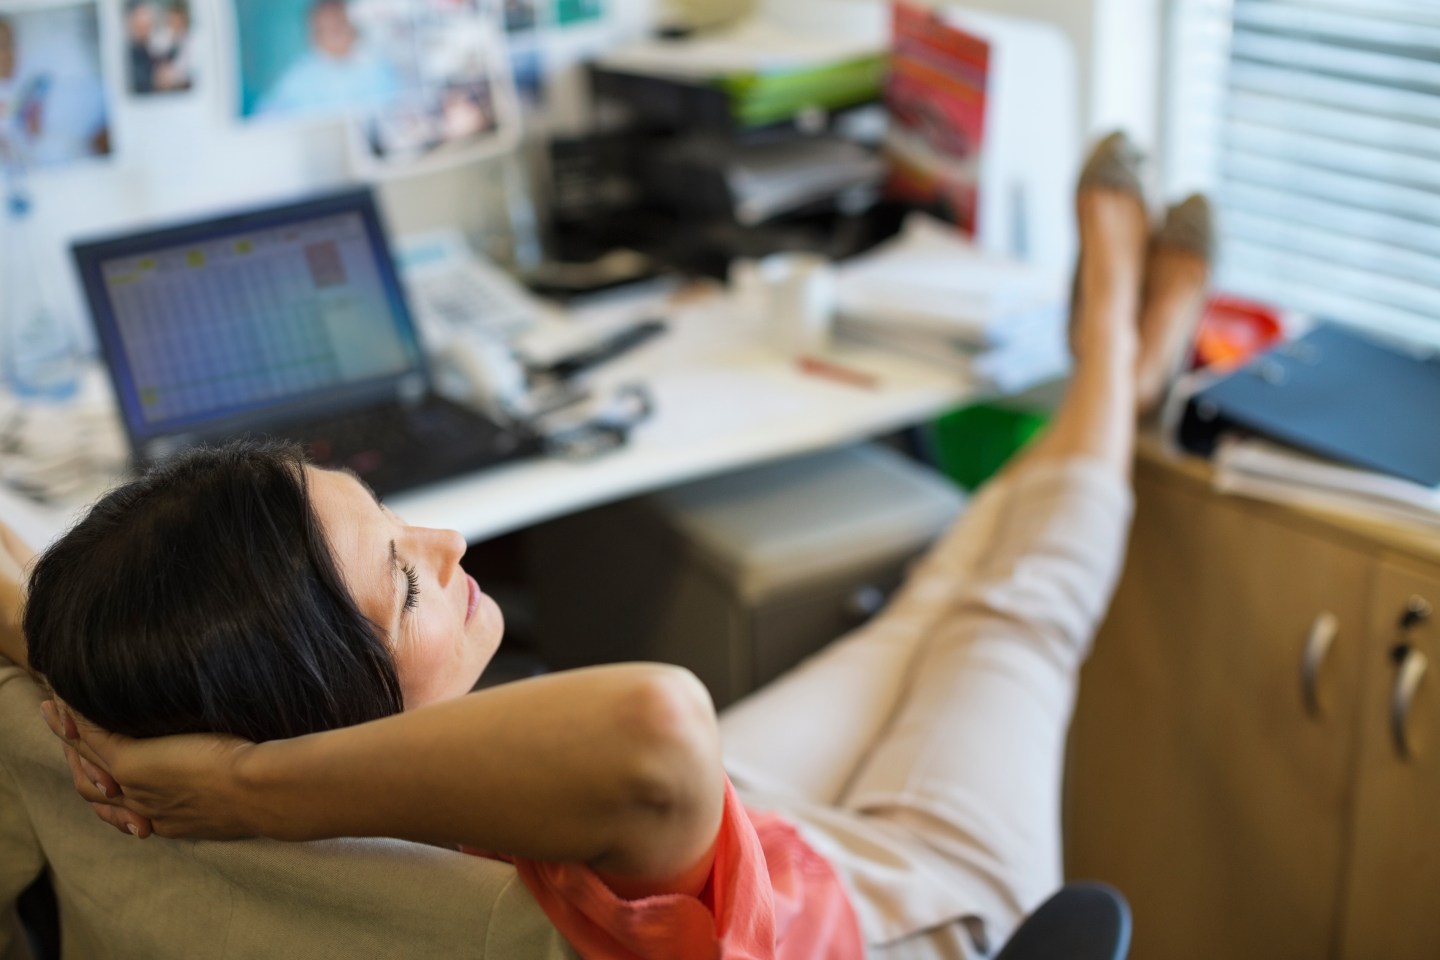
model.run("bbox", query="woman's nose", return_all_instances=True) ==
[419,528,467,579]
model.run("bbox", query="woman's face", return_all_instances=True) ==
[307,466,502,709]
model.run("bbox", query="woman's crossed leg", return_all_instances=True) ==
[720,140,1210,953]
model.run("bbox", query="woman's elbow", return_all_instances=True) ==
[614,666,725,838]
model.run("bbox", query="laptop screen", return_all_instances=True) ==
[74,190,427,446]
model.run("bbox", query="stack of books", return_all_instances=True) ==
[593,18,887,133]
[1178,323,1440,534]
[835,214,1070,394]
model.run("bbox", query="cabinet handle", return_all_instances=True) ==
[1392,647,1429,762]
[1301,612,1339,719]
[1389,596,1433,761]
[1401,595,1433,630]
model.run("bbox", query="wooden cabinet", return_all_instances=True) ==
[1065,447,1440,960]
[1338,562,1440,960]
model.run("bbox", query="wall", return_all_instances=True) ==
[17,0,655,349]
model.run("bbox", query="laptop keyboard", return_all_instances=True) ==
[304,398,531,496]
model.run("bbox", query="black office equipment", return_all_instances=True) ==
[73,189,538,496]
[1178,323,1440,487]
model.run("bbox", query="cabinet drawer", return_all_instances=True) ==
[749,558,911,691]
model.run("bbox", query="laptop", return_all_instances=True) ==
[72,189,538,497]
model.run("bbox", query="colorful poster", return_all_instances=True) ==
[125,0,196,95]
[0,1,110,169]
[885,1,989,236]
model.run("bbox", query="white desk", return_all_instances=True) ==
[0,290,981,547]
[393,292,976,541]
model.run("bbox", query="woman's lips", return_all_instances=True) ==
[465,575,481,624]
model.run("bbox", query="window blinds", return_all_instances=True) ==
[1163,0,1440,347]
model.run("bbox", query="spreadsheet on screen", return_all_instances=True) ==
[98,212,414,428]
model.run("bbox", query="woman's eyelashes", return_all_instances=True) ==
[402,563,420,611]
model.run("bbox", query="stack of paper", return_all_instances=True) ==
[835,214,1070,394]
[1214,436,1440,533]
[726,138,884,226]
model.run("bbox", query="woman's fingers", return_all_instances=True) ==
[43,701,126,800]
[79,753,123,799]
[89,801,154,838]
[39,699,62,738]
[44,699,127,773]
[63,742,114,805]
[39,701,158,838]
[90,802,125,833]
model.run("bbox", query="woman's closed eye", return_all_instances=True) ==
[402,563,420,612]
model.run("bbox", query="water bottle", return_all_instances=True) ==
[0,188,82,403]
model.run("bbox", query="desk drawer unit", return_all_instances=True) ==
[526,443,963,707]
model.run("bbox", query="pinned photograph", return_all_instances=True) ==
[233,0,402,120]
[554,0,601,26]
[502,0,536,33]
[0,0,110,169]
[232,0,518,173]
[125,0,195,95]
[349,1,520,175]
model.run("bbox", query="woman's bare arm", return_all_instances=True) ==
[51,662,727,895]
[0,522,34,671]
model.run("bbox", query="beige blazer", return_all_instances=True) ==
[0,658,577,960]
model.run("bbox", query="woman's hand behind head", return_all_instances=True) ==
[41,699,258,841]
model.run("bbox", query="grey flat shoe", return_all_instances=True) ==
[1078,131,1146,200]
[1155,193,1215,263]
[1137,193,1215,418]
[1070,132,1150,351]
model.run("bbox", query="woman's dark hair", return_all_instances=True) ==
[25,441,404,742]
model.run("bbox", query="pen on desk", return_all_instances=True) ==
[796,355,881,390]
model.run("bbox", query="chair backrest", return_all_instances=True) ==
[0,659,577,960]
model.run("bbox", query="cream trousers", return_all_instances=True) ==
[720,458,1134,958]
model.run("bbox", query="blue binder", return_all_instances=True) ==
[1178,324,1440,487]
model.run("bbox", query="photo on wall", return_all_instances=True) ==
[554,0,601,26]
[0,0,111,169]
[230,0,518,172]
[350,0,519,174]
[503,0,536,32]
[124,0,195,95]
[232,0,404,121]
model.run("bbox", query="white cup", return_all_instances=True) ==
[732,253,837,356]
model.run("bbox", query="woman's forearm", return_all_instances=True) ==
[235,662,726,884]
[0,523,33,671]
[0,594,25,670]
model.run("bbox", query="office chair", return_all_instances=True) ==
[21,874,1130,960]
[17,876,59,960]
[996,882,1132,960]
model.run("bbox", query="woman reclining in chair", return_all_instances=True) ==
[4,135,1210,959]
